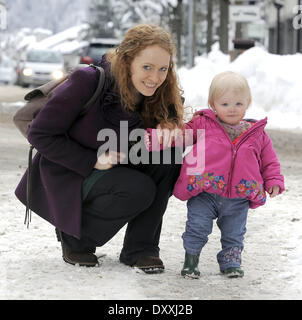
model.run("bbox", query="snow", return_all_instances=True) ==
[179,43,302,130]
[51,40,88,55]
[30,24,89,54]
[1,44,302,301]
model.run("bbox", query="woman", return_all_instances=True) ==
[15,24,184,274]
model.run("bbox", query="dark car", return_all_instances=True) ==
[80,38,120,65]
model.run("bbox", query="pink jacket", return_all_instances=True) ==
[146,109,284,209]
[173,109,285,209]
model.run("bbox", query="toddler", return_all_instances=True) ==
[173,71,285,278]
[146,71,285,278]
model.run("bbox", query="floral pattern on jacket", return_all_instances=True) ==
[187,173,226,193]
[235,179,266,204]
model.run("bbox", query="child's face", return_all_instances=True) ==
[211,90,250,125]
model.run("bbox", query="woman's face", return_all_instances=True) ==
[130,44,170,97]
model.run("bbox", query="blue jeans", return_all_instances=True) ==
[182,192,249,271]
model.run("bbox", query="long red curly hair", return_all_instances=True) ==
[107,24,184,128]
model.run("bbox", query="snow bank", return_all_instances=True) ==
[179,45,302,130]
[30,24,89,51]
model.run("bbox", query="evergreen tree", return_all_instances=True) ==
[87,0,188,65]
[88,0,116,38]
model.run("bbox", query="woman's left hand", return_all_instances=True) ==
[95,151,126,170]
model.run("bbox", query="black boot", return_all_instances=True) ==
[133,256,165,274]
[55,228,99,267]
[181,252,200,278]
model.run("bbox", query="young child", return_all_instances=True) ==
[171,71,285,278]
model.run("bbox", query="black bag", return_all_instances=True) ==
[13,64,105,227]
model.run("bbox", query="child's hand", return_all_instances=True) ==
[267,185,280,198]
[144,131,151,149]
[145,125,184,151]
[155,124,183,148]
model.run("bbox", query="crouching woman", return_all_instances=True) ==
[15,24,184,274]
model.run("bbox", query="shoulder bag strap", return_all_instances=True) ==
[79,64,105,117]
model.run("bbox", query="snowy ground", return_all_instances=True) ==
[1,46,302,300]
[0,120,302,300]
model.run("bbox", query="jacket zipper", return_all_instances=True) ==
[227,121,267,197]
[204,114,266,197]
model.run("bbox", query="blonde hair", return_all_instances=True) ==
[107,24,184,128]
[208,71,252,108]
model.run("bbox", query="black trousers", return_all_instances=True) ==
[61,148,182,266]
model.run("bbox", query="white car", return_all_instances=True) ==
[17,49,65,87]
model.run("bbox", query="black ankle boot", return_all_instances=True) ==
[55,228,99,267]
[133,256,165,274]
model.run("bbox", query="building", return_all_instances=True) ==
[228,0,267,60]
[266,0,302,54]
[228,0,301,55]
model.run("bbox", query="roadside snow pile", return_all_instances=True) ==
[179,45,302,130]
[31,24,89,54]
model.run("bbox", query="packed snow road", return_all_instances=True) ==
[1,44,302,301]
[0,119,301,300]
[0,85,29,122]
[0,85,30,103]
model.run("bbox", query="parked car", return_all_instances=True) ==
[80,38,120,65]
[16,49,65,87]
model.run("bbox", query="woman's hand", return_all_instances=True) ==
[155,123,183,149]
[267,185,280,198]
[94,151,126,170]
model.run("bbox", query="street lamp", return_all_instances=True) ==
[298,0,301,52]
[273,0,284,54]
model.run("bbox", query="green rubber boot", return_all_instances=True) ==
[181,252,200,279]
[220,267,244,278]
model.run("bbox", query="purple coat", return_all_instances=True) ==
[173,109,285,209]
[15,57,142,238]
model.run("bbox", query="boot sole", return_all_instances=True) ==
[222,272,244,278]
[62,256,98,267]
[181,272,200,279]
[220,270,244,278]
[135,266,165,274]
